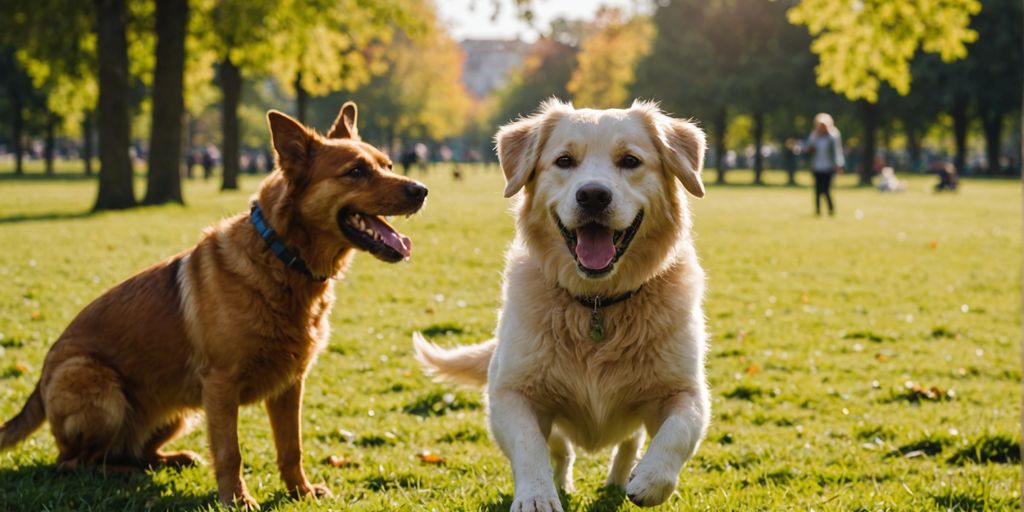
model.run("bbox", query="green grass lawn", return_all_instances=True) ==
[0,165,1019,511]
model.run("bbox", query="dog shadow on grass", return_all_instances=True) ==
[480,486,630,512]
[0,461,303,511]
[0,210,93,224]
[0,462,211,510]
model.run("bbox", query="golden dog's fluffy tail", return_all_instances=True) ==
[412,333,495,386]
[0,384,45,451]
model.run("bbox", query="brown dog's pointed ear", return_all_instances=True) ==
[267,110,314,173]
[327,101,359,140]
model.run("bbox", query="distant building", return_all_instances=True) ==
[460,39,531,98]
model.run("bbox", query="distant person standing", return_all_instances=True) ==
[805,113,844,216]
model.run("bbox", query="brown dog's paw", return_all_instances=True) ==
[151,450,204,469]
[221,493,260,510]
[291,482,332,499]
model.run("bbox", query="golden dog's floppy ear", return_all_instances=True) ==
[497,100,570,197]
[661,118,706,198]
[634,101,706,197]
[267,110,315,174]
[495,115,542,198]
[328,101,359,140]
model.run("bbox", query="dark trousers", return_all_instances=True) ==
[813,171,835,214]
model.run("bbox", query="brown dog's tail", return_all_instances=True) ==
[0,384,45,451]
[412,333,495,386]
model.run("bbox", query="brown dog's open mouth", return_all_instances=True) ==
[556,210,643,277]
[337,210,412,263]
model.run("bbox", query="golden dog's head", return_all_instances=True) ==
[497,99,705,292]
[265,102,428,264]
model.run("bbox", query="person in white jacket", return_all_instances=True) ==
[805,113,844,216]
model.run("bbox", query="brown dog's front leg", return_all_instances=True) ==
[203,372,257,509]
[266,378,329,497]
[265,379,331,499]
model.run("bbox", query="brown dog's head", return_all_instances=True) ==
[266,102,427,264]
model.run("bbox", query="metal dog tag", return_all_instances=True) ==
[589,309,606,342]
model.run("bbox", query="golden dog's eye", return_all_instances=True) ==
[555,155,576,169]
[619,155,641,169]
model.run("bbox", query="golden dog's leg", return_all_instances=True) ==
[627,390,709,507]
[488,388,563,512]
[265,379,331,499]
[548,428,575,493]
[202,372,257,509]
[607,429,644,488]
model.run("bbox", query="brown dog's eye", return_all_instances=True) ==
[619,155,641,169]
[346,166,370,178]
[555,155,575,169]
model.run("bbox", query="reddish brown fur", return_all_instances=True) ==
[0,102,426,508]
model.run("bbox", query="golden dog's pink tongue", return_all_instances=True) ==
[575,225,615,270]
[366,216,412,259]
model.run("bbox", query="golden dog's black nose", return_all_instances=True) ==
[405,182,428,200]
[576,183,612,213]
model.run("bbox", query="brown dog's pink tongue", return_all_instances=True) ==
[365,216,412,259]
[575,225,615,270]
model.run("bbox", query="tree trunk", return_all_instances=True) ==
[44,111,56,175]
[714,108,728,184]
[220,56,242,190]
[981,109,1003,174]
[143,0,188,205]
[11,92,26,176]
[752,110,764,185]
[94,0,136,210]
[904,122,921,173]
[295,73,308,124]
[859,101,876,186]
[951,95,969,176]
[82,112,94,175]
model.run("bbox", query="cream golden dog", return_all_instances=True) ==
[414,99,710,511]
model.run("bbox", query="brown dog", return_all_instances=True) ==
[0,102,427,508]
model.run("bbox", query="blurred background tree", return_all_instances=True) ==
[0,0,1018,201]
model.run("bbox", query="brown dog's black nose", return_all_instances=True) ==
[405,182,428,201]
[576,183,612,213]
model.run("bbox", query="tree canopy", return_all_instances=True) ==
[788,0,981,102]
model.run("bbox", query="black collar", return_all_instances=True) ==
[574,286,643,310]
[250,202,327,282]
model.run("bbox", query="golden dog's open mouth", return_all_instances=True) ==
[556,210,643,277]
[337,210,412,263]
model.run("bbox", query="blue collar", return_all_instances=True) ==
[250,202,326,282]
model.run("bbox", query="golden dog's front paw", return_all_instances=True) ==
[510,493,563,512]
[290,482,332,499]
[626,464,678,507]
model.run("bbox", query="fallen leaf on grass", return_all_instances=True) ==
[2,363,30,378]
[416,451,447,465]
[30,310,42,321]
[326,455,360,468]
[902,381,955,402]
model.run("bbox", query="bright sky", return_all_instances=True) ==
[435,0,641,42]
